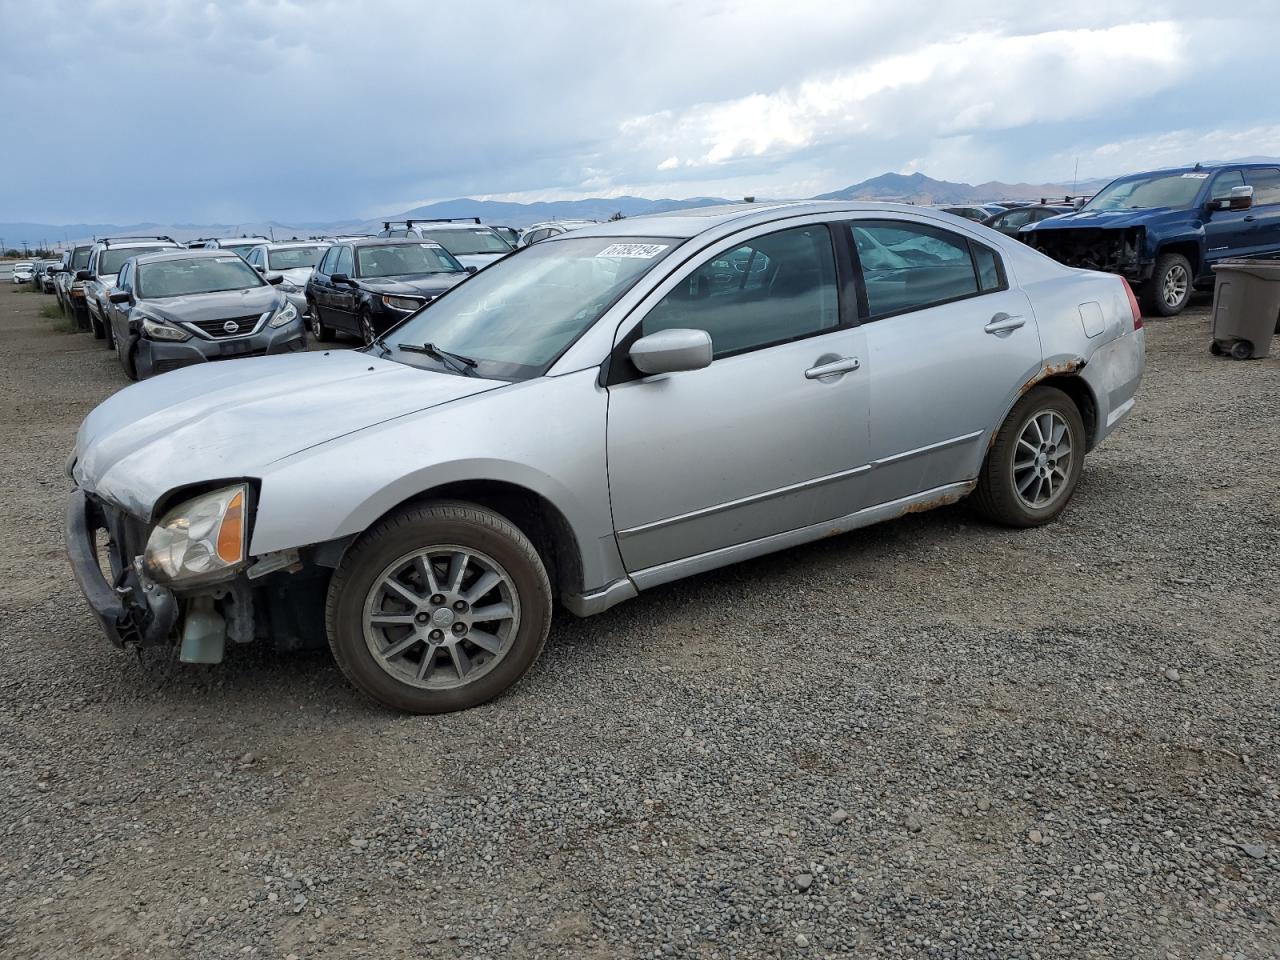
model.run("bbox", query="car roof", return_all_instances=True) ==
[406,222,498,232]
[346,237,455,249]
[570,200,982,240]
[257,240,328,249]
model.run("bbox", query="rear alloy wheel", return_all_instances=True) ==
[308,302,331,341]
[972,385,1086,527]
[1142,252,1193,317]
[326,501,552,713]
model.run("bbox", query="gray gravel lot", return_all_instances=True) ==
[0,281,1277,959]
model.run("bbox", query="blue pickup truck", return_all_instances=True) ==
[1021,162,1280,316]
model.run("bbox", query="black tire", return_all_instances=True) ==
[1209,340,1225,356]
[89,306,106,340]
[1141,252,1194,317]
[1231,339,1253,360]
[972,385,1087,528]
[308,301,332,341]
[104,316,116,350]
[359,308,376,346]
[326,500,553,714]
[117,335,139,381]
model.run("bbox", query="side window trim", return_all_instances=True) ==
[843,219,1007,323]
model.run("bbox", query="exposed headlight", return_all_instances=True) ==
[381,295,423,312]
[140,315,190,341]
[144,484,248,583]
[268,301,298,327]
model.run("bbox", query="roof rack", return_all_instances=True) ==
[382,218,482,229]
[99,235,177,246]
[1038,195,1092,206]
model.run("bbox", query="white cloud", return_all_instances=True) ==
[621,22,1193,170]
[657,156,681,171]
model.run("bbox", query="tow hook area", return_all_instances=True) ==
[181,595,226,664]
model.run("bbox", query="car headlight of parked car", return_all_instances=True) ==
[381,295,423,312]
[268,302,298,327]
[144,484,248,583]
[140,315,191,342]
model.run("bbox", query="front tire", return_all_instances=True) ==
[308,301,332,341]
[972,385,1086,528]
[1142,252,1193,317]
[89,306,106,340]
[326,501,553,714]
[359,308,376,346]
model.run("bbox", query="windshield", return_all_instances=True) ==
[356,242,464,278]
[137,256,264,298]
[385,236,679,380]
[267,246,326,270]
[101,247,167,275]
[1084,173,1207,212]
[72,247,92,268]
[420,228,513,256]
[218,243,259,259]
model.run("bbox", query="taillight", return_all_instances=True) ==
[1122,278,1143,330]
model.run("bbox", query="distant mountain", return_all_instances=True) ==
[815,171,1111,204]
[8,157,1277,249]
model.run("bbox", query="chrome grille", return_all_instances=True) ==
[189,313,264,339]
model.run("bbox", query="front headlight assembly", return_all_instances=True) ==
[268,302,298,327]
[381,295,423,312]
[140,314,190,342]
[144,484,248,583]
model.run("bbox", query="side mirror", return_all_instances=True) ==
[46,265,58,274]
[629,328,713,376]
[253,264,266,274]
[465,266,478,275]
[108,290,131,304]
[1228,184,1254,210]
[330,272,352,285]
[264,272,284,285]
[75,269,93,281]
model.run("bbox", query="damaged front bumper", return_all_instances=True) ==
[65,487,329,661]
[65,487,178,648]
[1026,227,1151,281]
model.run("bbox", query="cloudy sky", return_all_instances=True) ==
[1,0,1277,224]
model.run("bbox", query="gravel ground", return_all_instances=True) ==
[0,282,1277,960]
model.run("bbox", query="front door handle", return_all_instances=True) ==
[984,313,1026,334]
[805,357,860,379]
[1244,215,1256,222]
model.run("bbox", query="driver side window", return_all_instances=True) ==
[335,247,354,276]
[641,225,839,359]
[1210,170,1245,201]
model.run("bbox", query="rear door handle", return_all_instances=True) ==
[984,313,1026,334]
[805,357,860,379]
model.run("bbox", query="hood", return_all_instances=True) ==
[357,273,466,297]
[278,267,313,286]
[1025,206,1191,234]
[141,283,283,324]
[73,350,502,518]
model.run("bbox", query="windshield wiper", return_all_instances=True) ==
[396,341,479,376]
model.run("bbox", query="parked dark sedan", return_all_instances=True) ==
[983,204,1073,236]
[306,238,472,344]
[104,249,306,380]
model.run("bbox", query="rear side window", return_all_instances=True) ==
[641,225,839,359]
[335,247,353,275]
[848,221,1001,318]
[1245,167,1280,205]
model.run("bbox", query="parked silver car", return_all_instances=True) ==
[243,241,329,319]
[377,219,513,270]
[519,219,599,246]
[81,237,181,341]
[11,260,34,284]
[66,201,1145,713]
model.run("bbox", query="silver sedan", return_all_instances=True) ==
[66,201,1145,713]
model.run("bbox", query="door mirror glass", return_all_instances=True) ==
[330,272,352,285]
[75,269,93,281]
[629,328,713,375]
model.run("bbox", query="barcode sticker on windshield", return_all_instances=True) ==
[597,243,668,259]
[1181,173,1209,179]
[418,242,444,249]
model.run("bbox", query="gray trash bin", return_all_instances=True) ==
[1209,259,1280,360]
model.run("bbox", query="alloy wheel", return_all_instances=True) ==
[308,306,321,339]
[1162,263,1189,309]
[361,545,520,690]
[1011,409,1075,509]
[360,314,375,346]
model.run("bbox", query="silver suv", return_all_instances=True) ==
[67,201,1145,714]
[80,237,180,341]
[377,219,513,270]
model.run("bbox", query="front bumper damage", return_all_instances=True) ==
[1027,227,1151,281]
[65,487,327,661]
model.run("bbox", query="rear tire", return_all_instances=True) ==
[972,385,1086,528]
[1231,339,1253,360]
[326,501,552,714]
[308,301,332,341]
[1142,252,1193,317]
[90,307,106,340]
